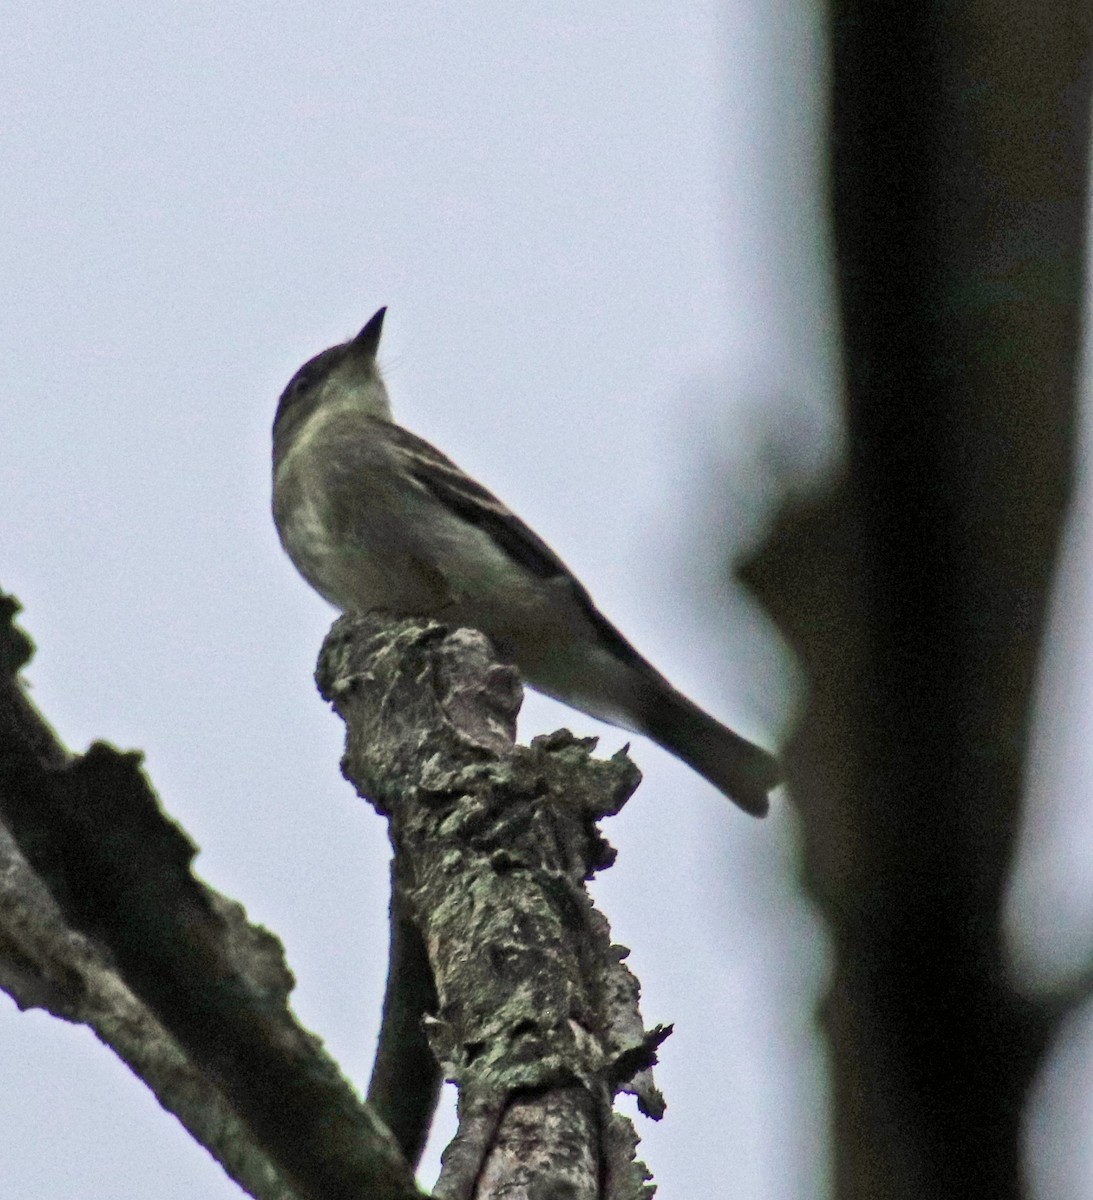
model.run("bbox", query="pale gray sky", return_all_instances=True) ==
[2,4,1091,1198]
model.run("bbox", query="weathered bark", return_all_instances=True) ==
[317,613,667,1200]
[0,819,310,1200]
[743,7,1093,1199]
[0,591,421,1200]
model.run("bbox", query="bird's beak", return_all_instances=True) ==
[351,307,387,360]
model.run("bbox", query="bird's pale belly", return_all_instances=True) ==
[287,526,455,615]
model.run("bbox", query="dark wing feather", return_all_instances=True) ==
[385,423,650,672]
[386,423,574,583]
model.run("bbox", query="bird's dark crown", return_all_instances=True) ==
[272,308,388,460]
[272,343,349,455]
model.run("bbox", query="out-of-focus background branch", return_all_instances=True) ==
[746,6,1092,1198]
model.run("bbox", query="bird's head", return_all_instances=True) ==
[273,307,391,458]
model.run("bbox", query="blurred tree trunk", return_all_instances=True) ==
[746,6,1092,1199]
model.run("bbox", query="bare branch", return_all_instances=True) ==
[0,590,422,1200]
[318,613,663,1199]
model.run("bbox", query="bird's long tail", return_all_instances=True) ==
[639,685,780,817]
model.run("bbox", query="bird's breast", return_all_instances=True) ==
[273,429,455,614]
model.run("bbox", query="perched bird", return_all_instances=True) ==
[272,308,779,815]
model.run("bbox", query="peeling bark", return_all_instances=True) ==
[318,614,666,1199]
[0,591,421,1200]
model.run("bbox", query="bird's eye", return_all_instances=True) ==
[292,372,313,395]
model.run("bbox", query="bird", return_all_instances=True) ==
[272,308,780,815]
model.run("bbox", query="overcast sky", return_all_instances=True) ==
[3,4,1092,1198]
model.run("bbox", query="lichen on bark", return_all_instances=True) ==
[318,612,667,1199]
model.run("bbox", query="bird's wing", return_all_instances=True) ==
[384,421,649,671]
[385,422,579,584]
